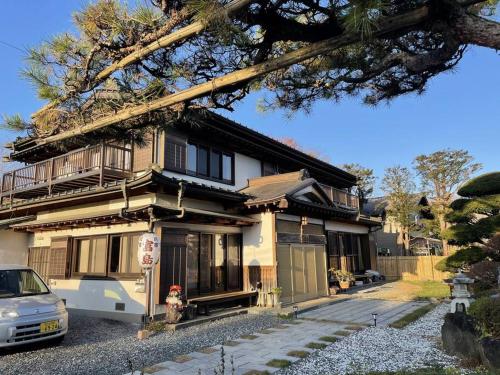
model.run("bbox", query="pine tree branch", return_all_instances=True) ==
[34,6,431,148]
[31,0,253,119]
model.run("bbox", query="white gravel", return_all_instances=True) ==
[0,312,277,375]
[279,303,460,374]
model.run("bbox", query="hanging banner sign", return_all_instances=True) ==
[137,233,160,269]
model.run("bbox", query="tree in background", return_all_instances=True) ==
[340,163,375,209]
[414,149,482,255]
[2,0,500,151]
[277,137,331,163]
[382,166,418,253]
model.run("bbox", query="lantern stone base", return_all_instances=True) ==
[137,329,151,340]
[450,297,473,313]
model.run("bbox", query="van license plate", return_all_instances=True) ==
[40,320,59,333]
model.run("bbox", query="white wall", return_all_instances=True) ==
[49,279,146,316]
[163,152,262,191]
[242,212,275,266]
[0,230,31,265]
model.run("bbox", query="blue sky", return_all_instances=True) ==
[0,2,498,195]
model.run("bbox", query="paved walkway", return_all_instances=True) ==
[129,299,427,375]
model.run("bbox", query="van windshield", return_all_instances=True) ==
[0,269,49,298]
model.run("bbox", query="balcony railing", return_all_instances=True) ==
[1,143,132,203]
[319,184,359,210]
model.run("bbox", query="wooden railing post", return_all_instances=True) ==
[0,174,4,205]
[99,142,106,186]
[48,158,55,195]
[9,170,16,203]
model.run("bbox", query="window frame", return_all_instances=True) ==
[180,140,235,185]
[72,236,109,277]
[72,233,144,280]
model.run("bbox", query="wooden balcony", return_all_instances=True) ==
[319,184,359,210]
[1,144,132,203]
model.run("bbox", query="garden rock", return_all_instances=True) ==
[479,337,500,370]
[441,312,481,361]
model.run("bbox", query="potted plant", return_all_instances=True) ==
[330,269,354,290]
[271,286,283,308]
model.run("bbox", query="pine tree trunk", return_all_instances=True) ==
[437,213,450,256]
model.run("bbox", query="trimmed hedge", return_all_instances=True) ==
[457,172,500,197]
[435,246,486,272]
[469,297,500,339]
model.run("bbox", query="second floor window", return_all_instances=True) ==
[166,138,234,184]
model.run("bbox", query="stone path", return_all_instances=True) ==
[300,298,427,327]
[128,299,427,375]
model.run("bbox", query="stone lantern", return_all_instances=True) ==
[450,272,474,314]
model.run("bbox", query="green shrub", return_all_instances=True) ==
[435,246,486,272]
[457,172,500,197]
[469,296,500,339]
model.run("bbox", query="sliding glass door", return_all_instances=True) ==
[186,232,241,297]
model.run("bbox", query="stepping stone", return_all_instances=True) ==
[173,355,193,363]
[223,340,240,346]
[274,324,288,329]
[196,347,218,354]
[142,364,168,374]
[240,334,259,340]
[242,371,270,375]
[258,329,275,334]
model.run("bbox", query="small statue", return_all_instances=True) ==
[165,285,184,323]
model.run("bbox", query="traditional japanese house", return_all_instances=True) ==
[0,111,380,321]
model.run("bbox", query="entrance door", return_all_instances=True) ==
[277,244,328,304]
[214,234,226,292]
[199,234,213,293]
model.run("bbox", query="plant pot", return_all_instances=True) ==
[339,281,350,290]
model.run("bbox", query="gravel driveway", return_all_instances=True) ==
[0,312,277,375]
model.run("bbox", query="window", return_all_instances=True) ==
[109,234,142,275]
[0,269,49,298]
[74,233,143,277]
[262,161,278,176]
[210,150,222,179]
[187,143,197,173]
[173,140,234,183]
[197,146,209,176]
[75,237,107,275]
[165,138,186,171]
[222,154,232,181]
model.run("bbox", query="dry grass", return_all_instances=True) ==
[266,359,291,368]
[319,336,338,343]
[287,350,310,358]
[389,304,436,329]
[305,342,327,349]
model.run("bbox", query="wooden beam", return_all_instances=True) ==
[33,6,430,148]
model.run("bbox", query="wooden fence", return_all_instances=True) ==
[377,256,451,281]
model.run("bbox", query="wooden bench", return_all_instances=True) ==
[188,291,258,315]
